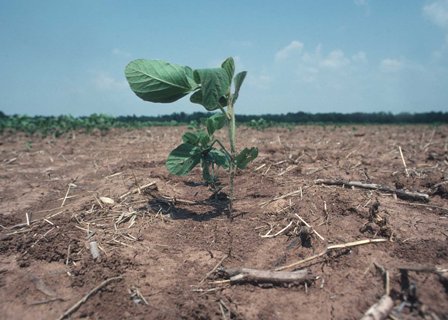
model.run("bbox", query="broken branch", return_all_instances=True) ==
[260,188,304,208]
[398,146,409,177]
[119,181,156,199]
[221,267,313,286]
[199,255,228,284]
[360,295,394,320]
[260,221,293,238]
[315,179,429,202]
[275,238,387,271]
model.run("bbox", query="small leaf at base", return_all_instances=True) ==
[235,147,258,169]
[166,143,202,175]
[182,131,200,145]
[209,148,230,169]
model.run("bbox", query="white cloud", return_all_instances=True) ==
[301,44,322,64]
[424,1,448,60]
[272,41,370,86]
[352,51,368,63]
[277,44,365,82]
[424,0,448,28]
[92,72,128,90]
[275,40,304,61]
[380,58,403,73]
[320,50,350,69]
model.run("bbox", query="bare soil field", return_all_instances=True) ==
[1,125,447,320]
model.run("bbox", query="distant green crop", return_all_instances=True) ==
[125,57,258,212]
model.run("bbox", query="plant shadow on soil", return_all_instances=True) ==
[146,191,230,222]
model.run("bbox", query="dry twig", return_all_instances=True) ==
[275,238,387,271]
[221,267,313,285]
[260,221,294,238]
[315,179,429,202]
[398,146,409,177]
[61,183,76,207]
[373,262,390,295]
[23,227,55,255]
[199,255,228,284]
[294,214,325,241]
[397,265,448,284]
[360,295,394,320]
[119,181,156,199]
[260,189,304,207]
[57,276,122,320]
[396,201,448,214]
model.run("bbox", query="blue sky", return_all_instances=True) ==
[1,0,448,116]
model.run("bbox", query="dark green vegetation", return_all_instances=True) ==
[245,111,448,125]
[0,113,180,136]
[1,111,447,136]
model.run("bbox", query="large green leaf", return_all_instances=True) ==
[125,59,198,103]
[192,68,231,111]
[235,147,258,169]
[166,143,202,175]
[206,113,227,135]
[233,71,247,102]
[221,57,235,83]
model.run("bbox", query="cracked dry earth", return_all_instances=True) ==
[1,125,447,320]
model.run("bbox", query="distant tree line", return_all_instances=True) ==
[2,110,448,136]
[115,111,448,124]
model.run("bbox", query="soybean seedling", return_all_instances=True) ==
[125,57,258,213]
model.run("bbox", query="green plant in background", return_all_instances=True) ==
[247,118,271,131]
[124,57,258,211]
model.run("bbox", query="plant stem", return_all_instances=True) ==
[210,139,231,159]
[228,107,236,155]
[227,97,236,217]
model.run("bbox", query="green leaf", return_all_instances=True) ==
[221,57,235,83]
[181,130,210,148]
[182,131,200,145]
[196,130,211,147]
[206,113,227,135]
[166,143,201,175]
[235,147,258,169]
[233,71,247,102]
[209,148,230,169]
[192,68,231,111]
[190,90,202,105]
[125,59,198,103]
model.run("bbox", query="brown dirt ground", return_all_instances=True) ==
[1,125,447,320]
